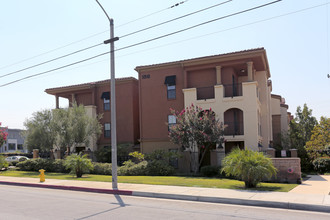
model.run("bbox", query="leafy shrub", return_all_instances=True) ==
[17,158,54,172]
[222,148,277,188]
[118,160,148,176]
[94,147,111,163]
[0,155,8,170]
[200,165,220,177]
[312,157,330,174]
[53,159,70,173]
[91,162,112,175]
[146,160,174,176]
[64,153,94,178]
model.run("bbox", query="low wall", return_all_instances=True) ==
[271,158,301,183]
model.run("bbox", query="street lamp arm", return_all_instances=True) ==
[95,0,112,22]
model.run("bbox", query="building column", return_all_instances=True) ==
[247,61,253,81]
[216,66,222,85]
[71,93,76,105]
[55,95,59,109]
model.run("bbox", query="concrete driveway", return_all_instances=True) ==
[289,175,330,195]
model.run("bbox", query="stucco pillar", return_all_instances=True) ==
[55,95,59,109]
[71,93,76,104]
[290,149,298,158]
[266,148,275,158]
[33,149,39,159]
[247,61,253,81]
[216,66,222,85]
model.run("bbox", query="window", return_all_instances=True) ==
[164,75,176,100]
[101,92,110,111]
[168,115,176,130]
[17,144,23,150]
[8,143,16,151]
[167,85,176,99]
[104,123,111,138]
[104,98,110,111]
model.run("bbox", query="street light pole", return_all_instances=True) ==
[95,0,119,190]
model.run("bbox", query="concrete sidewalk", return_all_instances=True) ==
[0,175,329,213]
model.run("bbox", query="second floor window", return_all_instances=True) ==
[164,75,176,100]
[104,98,110,111]
[104,123,111,138]
[101,92,110,111]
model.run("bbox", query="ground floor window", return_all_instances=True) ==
[8,143,16,151]
[104,123,111,138]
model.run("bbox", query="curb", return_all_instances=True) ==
[0,181,132,195]
[132,192,330,213]
[1,181,329,213]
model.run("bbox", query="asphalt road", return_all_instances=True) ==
[0,185,329,220]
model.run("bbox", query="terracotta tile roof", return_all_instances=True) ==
[45,77,137,92]
[135,48,265,70]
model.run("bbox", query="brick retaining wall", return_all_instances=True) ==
[271,158,301,183]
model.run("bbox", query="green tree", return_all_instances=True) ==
[305,117,330,160]
[64,153,94,178]
[222,148,277,188]
[168,104,225,173]
[289,104,317,170]
[52,103,102,153]
[0,155,9,170]
[23,109,56,152]
[0,122,8,147]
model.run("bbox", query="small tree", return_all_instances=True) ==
[222,148,277,188]
[168,104,225,173]
[64,153,94,178]
[23,110,56,152]
[305,117,330,160]
[0,155,9,170]
[52,102,102,153]
[0,122,8,147]
[289,104,318,170]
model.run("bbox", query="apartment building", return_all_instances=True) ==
[135,48,290,167]
[0,128,26,153]
[45,77,139,152]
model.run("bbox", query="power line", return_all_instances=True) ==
[0,52,109,87]
[0,0,282,87]
[0,43,103,79]
[0,1,228,79]
[18,1,330,82]
[0,0,190,71]
[120,0,232,38]
[115,0,282,52]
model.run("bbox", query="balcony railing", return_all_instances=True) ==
[197,86,214,100]
[224,83,242,97]
[224,121,244,135]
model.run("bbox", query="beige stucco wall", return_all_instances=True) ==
[280,105,289,134]
[183,81,261,151]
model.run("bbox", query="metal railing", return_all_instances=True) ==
[223,83,242,97]
[224,121,244,135]
[197,86,215,100]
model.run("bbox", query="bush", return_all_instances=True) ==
[146,160,175,176]
[94,147,111,163]
[222,148,277,188]
[91,162,112,175]
[118,160,148,176]
[312,157,330,174]
[0,155,8,170]
[200,165,220,177]
[64,153,94,178]
[17,159,68,173]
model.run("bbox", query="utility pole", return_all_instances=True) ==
[95,0,119,190]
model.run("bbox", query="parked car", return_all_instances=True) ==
[5,156,29,164]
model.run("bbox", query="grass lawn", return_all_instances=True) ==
[0,170,297,192]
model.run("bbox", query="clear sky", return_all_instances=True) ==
[1,0,329,129]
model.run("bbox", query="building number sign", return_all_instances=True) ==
[142,74,150,79]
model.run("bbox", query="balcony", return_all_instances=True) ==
[197,86,215,100]
[223,83,242,97]
[224,122,244,136]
